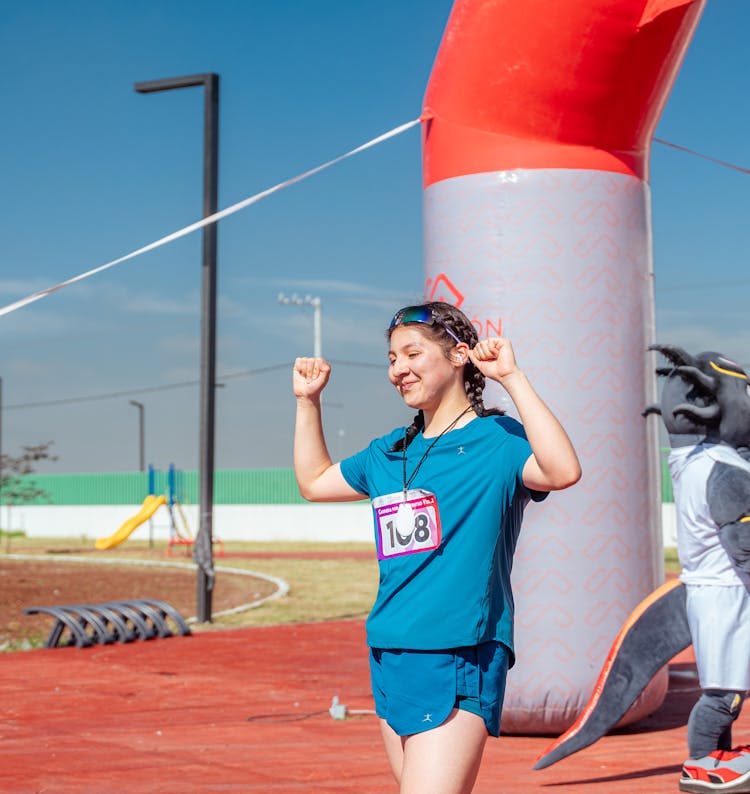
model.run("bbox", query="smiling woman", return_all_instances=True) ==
[292,299,581,793]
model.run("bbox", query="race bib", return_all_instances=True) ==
[372,489,442,560]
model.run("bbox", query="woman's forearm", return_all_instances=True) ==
[294,395,334,498]
[500,369,581,490]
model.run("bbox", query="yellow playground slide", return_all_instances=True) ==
[95,494,167,550]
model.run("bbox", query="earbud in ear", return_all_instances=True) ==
[451,353,466,364]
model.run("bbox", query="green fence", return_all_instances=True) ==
[15,468,307,506]
[660,447,673,503]
[14,453,676,507]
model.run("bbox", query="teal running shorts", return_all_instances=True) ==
[369,642,509,737]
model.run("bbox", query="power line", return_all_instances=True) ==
[4,364,291,411]
[655,277,750,292]
[4,360,384,411]
[654,138,750,176]
[6,139,745,412]
[652,139,750,294]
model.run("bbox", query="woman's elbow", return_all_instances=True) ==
[550,462,582,491]
[296,469,348,502]
[296,480,323,502]
[300,488,327,503]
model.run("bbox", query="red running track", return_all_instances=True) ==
[1,620,744,793]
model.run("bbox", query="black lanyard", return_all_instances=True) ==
[402,405,472,501]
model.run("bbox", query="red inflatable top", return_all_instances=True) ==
[422,0,705,186]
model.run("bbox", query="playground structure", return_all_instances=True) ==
[93,493,167,550]
[94,464,221,555]
[158,464,196,556]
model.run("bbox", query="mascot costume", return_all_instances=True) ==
[534,344,750,793]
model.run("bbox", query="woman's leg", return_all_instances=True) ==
[398,708,487,794]
[379,718,405,785]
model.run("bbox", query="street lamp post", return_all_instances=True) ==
[128,400,145,472]
[278,293,322,357]
[135,73,219,623]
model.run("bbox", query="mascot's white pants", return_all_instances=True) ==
[686,583,750,691]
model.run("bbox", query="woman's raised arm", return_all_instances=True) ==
[468,339,582,492]
[293,357,367,502]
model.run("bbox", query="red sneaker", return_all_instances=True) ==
[680,749,750,792]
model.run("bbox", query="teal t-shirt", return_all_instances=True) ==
[340,415,543,659]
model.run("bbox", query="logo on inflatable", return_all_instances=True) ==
[425,273,464,307]
[425,273,503,340]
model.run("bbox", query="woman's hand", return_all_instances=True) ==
[293,357,332,399]
[468,337,520,384]
[469,338,581,491]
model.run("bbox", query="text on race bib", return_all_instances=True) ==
[372,489,442,560]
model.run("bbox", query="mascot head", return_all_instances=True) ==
[645,344,750,452]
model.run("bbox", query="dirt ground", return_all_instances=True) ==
[3,554,744,792]
[0,557,278,647]
[1,622,730,794]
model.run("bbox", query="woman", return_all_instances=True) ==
[293,301,581,794]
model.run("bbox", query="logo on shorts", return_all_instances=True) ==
[422,713,432,723]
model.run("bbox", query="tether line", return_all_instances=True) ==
[0,119,421,319]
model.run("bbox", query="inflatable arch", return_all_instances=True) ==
[421,0,706,733]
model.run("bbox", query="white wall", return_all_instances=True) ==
[7,501,679,548]
[7,502,374,544]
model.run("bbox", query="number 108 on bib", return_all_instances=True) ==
[372,489,442,560]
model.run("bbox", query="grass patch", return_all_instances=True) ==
[3,538,380,632]
[3,537,682,634]
[211,556,378,629]
[0,634,47,653]
[0,529,28,555]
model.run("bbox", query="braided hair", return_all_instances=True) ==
[388,301,503,451]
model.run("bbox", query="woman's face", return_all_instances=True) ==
[387,325,456,411]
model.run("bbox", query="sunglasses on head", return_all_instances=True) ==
[389,306,463,346]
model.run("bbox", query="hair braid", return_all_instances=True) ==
[390,410,425,452]
[432,305,503,419]
[465,364,503,418]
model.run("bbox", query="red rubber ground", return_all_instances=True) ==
[1,620,744,793]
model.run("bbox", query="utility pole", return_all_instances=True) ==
[135,73,219,622]
[128,400,145,472]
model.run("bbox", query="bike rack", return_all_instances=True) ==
[23,598,192,648]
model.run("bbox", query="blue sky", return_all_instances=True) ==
[0,0,748,475]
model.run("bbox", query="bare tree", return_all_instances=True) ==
[1,442,57,550]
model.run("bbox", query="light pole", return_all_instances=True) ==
[128,400,145,472]
[135,73,219,622]
[278,293,322,357]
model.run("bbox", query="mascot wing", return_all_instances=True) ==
[708,461,750,573]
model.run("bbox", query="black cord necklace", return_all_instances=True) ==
[402,404,473,502]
